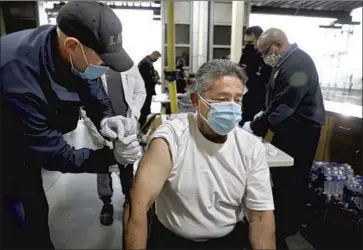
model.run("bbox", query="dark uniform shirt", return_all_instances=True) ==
[0,25,116,248]
[239,44,272,124]
[251,43,326,137]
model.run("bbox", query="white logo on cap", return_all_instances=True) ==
[109,33,122,46]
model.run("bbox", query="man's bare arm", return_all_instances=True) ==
[248,210,276,249]
[123,138,172,250]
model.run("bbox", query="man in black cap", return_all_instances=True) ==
[0,1,141,249]
[239,26,272,126]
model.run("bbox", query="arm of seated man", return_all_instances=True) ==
[248,210,275,249]
[244,143,275,249]
[123,138,172,250]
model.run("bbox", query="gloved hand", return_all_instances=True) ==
[80,109,107,148]
[253,111,264,120]
[242,121,254,134]
[114,134,142,165]
[100,116,137,141]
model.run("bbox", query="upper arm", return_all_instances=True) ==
[244,144,274,212]
[130,138,172,213]
[248,210,275,223]
[265,67,310,123]
[251,66,310,134]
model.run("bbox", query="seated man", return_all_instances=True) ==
[124,59,276,249]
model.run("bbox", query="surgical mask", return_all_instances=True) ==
[70,45,109,80]
[198,94,242,135]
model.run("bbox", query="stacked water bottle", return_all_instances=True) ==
[309,162,363,219]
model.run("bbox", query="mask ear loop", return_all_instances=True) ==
[198,94,211,111]
[197,93,212,123]
[79,44,90,66]
[69,44,89,69]
[69,55,74,68]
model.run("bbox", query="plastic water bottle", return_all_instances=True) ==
[345,165,354,180]
[332,167,340,199]
[343,178,354,209]
[337,167,347,201]
[315,163,329,195]
[355,175,363,185]
[324,167,333,200]
[351,177,363,214]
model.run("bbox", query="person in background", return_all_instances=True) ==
[176,58,187,93]
[97,65,146,226]
[138,51,161,126]
[239,26,272,126]
[0,1,141,249]
[243,28,325,247]
[153,69,161,85]
[124,59,276,250]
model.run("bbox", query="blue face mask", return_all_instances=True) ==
[199,95,242,135]
[70,45,109,80]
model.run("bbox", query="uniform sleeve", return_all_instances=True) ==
[1,63,117,174]
[82,77,115,130]
[244,143,274,211]
[251,67,311,136]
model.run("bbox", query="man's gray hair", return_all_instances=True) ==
[187,59,247,96]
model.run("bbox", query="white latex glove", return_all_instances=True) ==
[100,116,137,141]
[253,111,264,120]
[242,121,254,134]
[113,134,142,165]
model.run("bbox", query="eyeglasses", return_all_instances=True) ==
[261,41,277,57]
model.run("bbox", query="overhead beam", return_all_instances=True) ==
[251,6,351,19]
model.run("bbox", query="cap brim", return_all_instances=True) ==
[100,48,134,72]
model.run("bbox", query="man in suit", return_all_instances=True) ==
[97,65,146,225]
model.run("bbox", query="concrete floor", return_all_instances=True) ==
[43,170,314,250]
[44,170,125,249]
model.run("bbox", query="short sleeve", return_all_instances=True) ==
[244,143,274,211]
[147,123,179,166]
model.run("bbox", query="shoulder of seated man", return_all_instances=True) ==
[234,126,265,149]
[155,114,190,135]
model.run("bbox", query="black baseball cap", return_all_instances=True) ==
[57,1,133,72]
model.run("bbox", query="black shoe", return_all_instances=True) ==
[100,204,114,226]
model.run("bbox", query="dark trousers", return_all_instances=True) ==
[2,171,54,249]
[270,120,321,239]
[139,96,152,127]
[147,215,250,249]
[98,164,134,204]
